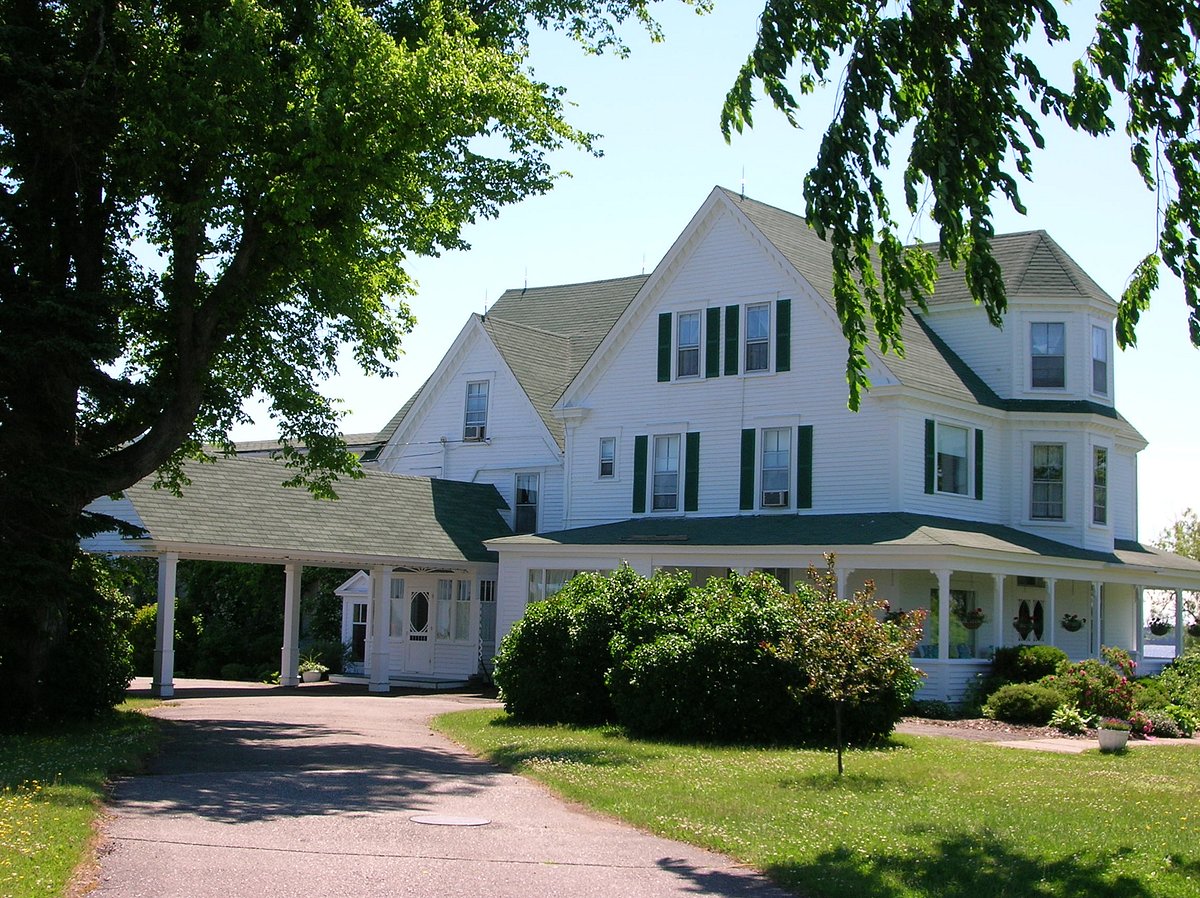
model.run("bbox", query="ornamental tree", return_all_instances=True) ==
[724,0,1200,409]
[0,0,681,723]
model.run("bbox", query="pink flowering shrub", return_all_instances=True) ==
[1040,646,1135,720]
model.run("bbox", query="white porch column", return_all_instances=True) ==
[934,569,952,661]
[1135,586,1145,662]
[836,567,854,599]
[152,553,178,698]
[280,563,302,687]
[1175,588,1186,659]
[1045,578,1057,647]
[1091,581,1103,657]
[369,566,392,693]
[991,574,1005,653]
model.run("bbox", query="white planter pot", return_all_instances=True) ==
[301,670,322,683]
[1098,728,1129,752]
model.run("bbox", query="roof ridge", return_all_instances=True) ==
[493,272,647,297]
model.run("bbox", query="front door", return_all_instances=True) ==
[405,589,434,673]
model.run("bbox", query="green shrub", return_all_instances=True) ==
[1128,709,1153,736]
[493,570,634,725]
[130,603,158,676]
[983,683,1065,725]
[1133,677,1172,710]
[1157,648,1200,711]
[607,574,803,742]
[301,638,347,674]
[1048,703,1094,734]
[219,662,255,681]
[908,699,957,719]
[991,645,1068,683]
[1163,704,1198,736]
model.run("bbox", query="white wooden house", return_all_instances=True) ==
[91,187,1200,699]
[365,187,1200,700]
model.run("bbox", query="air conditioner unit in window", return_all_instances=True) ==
[463,425,486,442]
[762,491,789,508]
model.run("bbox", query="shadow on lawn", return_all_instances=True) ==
[767,833,1157,898]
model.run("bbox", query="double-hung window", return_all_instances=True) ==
[760,427,791,507]
[936,423,969,495]
[598,437,616,478]
[745,303,770,372]
[1093,447,1108,525]
[676,312,700,378]
[1031,322,1065,388]
[464,381,489,440]
[1092,326,1108,395]
[1031,444,1065,520]
[652,434,680,511]
[514,473,539,533]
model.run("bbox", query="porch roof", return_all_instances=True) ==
[488,512,1200,581]
[86,456,512,567]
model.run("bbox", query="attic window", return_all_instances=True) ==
[1031,322,1065,388]
[464,381,488,440]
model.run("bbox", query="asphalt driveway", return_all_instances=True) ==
[92,679,793,898]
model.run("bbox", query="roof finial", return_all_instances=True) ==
[740,166,746,200]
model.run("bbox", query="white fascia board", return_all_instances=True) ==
[121,539,485,572]
[376,315,487,468]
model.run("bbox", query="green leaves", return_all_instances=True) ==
[729,0,1200,408]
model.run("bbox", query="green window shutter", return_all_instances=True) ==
[685,432,700,511]
[797,424,813,509]
[739,428,756,510]
[724,305,740,376]
[924,419,935,494]
[974,428,984,500]
[776,299,791,372]
[657,313,672,383]
[705,307,721,378]
[632,435,648,513]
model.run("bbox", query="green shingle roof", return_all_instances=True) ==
[117,456,511,564]
[490,512,1200,576]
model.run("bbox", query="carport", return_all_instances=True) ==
[84,456,512,695]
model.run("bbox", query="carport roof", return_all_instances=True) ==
[90,456,512,567]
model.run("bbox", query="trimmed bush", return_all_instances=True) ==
[1044,646,1135,719]
[493,570,636,725]
[908,699,957,720]
[983,683,1065,725]
[991,645,1068,684]
[607,574,803,742]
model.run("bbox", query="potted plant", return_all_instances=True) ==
[298,652,329,683]
[1060,612,1086,633]
[1097,718,1131,752]
[1148,616,1173,637]
[1187,620,1200,639]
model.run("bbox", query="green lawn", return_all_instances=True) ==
[434,710,1200,898]
[0,701,159,898]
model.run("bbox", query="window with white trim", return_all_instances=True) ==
[1093,446,1108,526]
[676,311,700,378]
[435,579,453,639]
[527,569,587,604]
[454,580,471,641]
[514,473,539,534]
[1031,444,1065,520]
[1031,322,1065,388]
[598,436,616,478]
[464,380,489,440]
[936,423,970,495]
[745,303,770,372]
[1092,325,1108,395]
[760,427,791,508]
[388,577,406,636]
[652,434,680,511]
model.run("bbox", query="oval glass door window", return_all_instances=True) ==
[409,591,430,640]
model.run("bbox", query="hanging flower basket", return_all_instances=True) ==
[1148,618,1173,637]
[1187,622,1200,639]
[962,619,983,630]
[1061,613,1085,633]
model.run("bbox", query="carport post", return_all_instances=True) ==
[280,563,302,687]
[369,566,392,693]
[152,553,178,698]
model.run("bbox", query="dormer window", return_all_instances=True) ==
[1031,322,1065,388]
[464,381,488,441]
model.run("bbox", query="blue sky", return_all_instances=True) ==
[231,3,1200,542]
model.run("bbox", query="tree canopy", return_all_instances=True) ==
[0,0,677,722]
[724,0,1200,409]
